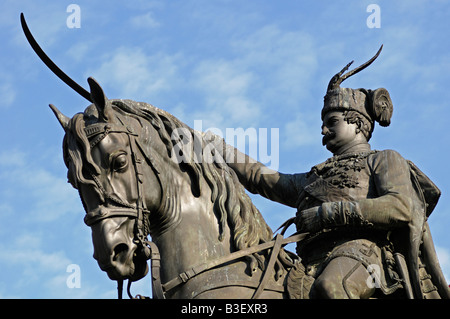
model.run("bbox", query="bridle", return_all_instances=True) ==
[82,120,165,299]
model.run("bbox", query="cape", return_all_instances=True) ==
[402,161,450,298]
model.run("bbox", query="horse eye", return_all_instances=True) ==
[112,153,128,172]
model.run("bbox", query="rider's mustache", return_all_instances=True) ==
[322,132,336,146]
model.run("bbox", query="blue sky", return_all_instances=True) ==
[1,0,450,298]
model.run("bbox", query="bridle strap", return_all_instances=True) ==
[146,240,165,299]
[122,133,167,299]
[251,233,284,299]
[84,208,141,226]
[127,133,149,248]
[161,232,308,297]
[117,240,164,300]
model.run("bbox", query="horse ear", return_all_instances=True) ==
[49,103,70,131]
[87,77,113,122]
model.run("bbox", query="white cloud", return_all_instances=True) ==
[0,150,103,298]
[192,60,260,128]
[0,149,26,166]
[0,149,80,222]
[90,46,181,101]
[284,112,320,147]
[230,25,318,103]
[0,230,110,298]
[0,233,71,296]
[66,41,93,63]
[0,82,16,109]
[130,12,160,29]
[189,24,318,130]
[194,60,253,96]
[84,22,319,134]
[10,3,66,49]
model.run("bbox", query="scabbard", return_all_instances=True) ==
[394,252,414,299]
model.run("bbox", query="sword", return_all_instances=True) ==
[20,12,92,103]
[394,252,414,299]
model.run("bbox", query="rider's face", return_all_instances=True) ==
[321,111,358,154]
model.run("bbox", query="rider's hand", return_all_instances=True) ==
[296,206,322,233]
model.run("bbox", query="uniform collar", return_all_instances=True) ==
[332,142,371,156]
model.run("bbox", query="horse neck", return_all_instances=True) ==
[151,171,233,283]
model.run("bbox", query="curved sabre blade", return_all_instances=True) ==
[20,12,92,103]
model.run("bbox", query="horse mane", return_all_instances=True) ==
[112,100,274,250]
[63,99,274,256]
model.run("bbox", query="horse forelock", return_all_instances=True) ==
[63,112,99,188]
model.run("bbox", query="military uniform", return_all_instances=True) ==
[216,47,450,298]
[225,142,448,298]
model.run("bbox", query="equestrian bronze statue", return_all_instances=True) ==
[21,13,449,299]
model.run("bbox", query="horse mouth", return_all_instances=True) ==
[103,264,136,281]
[100,246,148,281]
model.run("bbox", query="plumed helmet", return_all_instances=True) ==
[322,45,393,127]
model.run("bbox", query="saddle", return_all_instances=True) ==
[286,261,315,299]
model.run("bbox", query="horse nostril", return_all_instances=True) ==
[113,243,129,261]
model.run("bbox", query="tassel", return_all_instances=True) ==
[371,88,393,127]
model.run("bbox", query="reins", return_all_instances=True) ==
[124,232,308,299]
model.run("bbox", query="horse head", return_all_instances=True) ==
[52,78,169,282]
